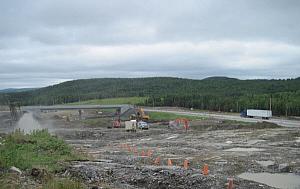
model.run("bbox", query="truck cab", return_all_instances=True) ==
[240,110,247,117]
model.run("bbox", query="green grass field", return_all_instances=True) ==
[0,130,94,189]
[149,111,206,121]
[0,129,84,172]
[81,118,111,128]
[69,97,147,105]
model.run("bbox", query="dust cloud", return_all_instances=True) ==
[15,112,42,134]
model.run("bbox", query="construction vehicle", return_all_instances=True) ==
[176,118,189,132]
[111,119,121,128]
[169,118,190,132]
[109,108,122,128]
[125,120,137,132]
[129,108,150,121]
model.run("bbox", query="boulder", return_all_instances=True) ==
[9,166,22,175]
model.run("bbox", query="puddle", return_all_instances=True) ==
[224,147,265,152]
[15,112,42,134]
[94,159,113,163]
[247,139,266,145]
[166,135,178,140]
[215,159,228,165]
[140,138,152,141]
[238,172,300,189]
[83,144,92,148]
[256,160,275,167]
[237,131,253,135]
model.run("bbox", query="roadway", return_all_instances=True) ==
[144,108,300,128]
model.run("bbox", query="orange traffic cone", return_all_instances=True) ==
[227,178,233,189]
[167,159,173,166]
[154,157,160,165]
[133,147,138,156]
[127,145,131,152]
[202,164,209,175]
[183,159,189,169]
[147,149,153,157]
[141,150,146,157]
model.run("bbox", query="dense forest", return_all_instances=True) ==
[1,77,300,116]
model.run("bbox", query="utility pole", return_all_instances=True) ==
[152,97,155,107]
[269,96,272,111]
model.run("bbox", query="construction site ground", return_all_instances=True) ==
[0,109,300,189]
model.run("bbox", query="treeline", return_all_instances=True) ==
[145,91,300,116]
[1,77,300,116]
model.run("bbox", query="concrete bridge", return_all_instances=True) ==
[22,104,134,115]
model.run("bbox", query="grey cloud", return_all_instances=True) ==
[0,0,300,88]
[2,0,300,45]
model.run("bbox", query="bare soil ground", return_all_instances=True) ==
[1,110,300,189]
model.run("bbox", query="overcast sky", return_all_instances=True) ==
[1,0,300,89]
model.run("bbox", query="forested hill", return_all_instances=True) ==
[0,88,36,93]
[1,77,300,116]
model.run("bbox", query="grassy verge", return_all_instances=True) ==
[69,97,147,105]
[149,111,206,121]
[221,119,252,125]
[81,118,111,128]
[0,129,84,172]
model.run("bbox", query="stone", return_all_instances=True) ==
[9,166,22,175]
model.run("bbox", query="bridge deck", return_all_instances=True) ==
[22,104,134,115]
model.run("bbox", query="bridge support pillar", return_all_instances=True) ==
[78,109,82,120]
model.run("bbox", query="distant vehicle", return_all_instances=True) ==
[129,108,150,121]
[112,120,121,128]
[138,121,149,130]
[168,118,189,132]
[240,109,272,119]
[125,120,137,132]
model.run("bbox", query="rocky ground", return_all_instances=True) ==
[1,110,300,188]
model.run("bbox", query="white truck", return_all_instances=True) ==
[125,120,137,132]
[241,109,272,119]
